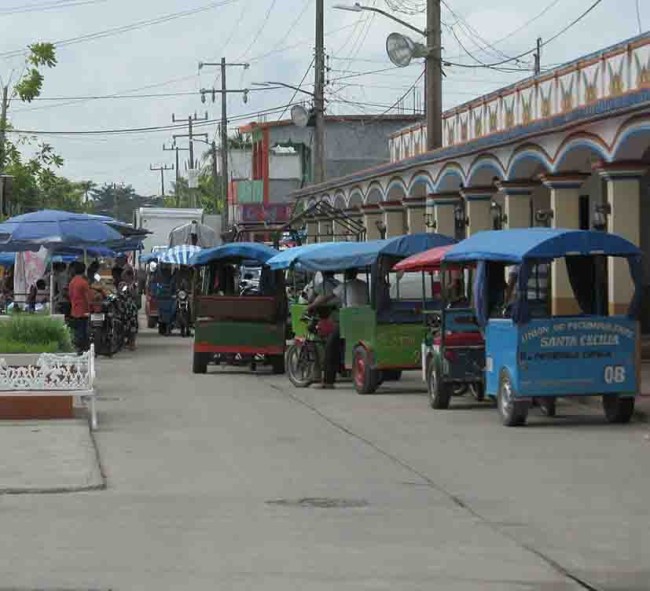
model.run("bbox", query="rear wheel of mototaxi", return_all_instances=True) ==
[270,354,285,375]
[192,352,210,374]
[497,369,529,427]
[426,356,452,409]
[602,394,635,424]
[286,342,318,388]
[353,345,379,395]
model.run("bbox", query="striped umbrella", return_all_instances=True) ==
[158,245,202,266]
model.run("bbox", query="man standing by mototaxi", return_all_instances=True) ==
[307,269,367,389]
[68,262,92,353]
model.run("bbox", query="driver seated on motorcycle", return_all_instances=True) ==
[307,269,367,389]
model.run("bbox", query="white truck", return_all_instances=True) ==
[134,207,204,260]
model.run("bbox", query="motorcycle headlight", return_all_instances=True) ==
[178,290,187,299]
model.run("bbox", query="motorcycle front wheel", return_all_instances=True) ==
[286,342,318,388]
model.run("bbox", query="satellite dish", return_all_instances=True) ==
[291,104,310,128]
[386,32,430,68]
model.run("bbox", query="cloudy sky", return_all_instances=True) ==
[0,0,645,195]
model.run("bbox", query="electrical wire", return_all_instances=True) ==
[7,103,302,136]
[0,0,238,60]
[636,0,643,34]
[276,58,315,120]
[443,0,604,70]
[237,0,278,60]
[0,0,106,15]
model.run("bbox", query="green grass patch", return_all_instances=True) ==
[0,316,73,354]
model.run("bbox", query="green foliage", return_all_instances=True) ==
[88,182,163,222]
[13,43,57,103]
[168,173,222,214]
[0,315,73,353]
[3,138,91,214]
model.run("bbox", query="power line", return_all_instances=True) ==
[276,58,315,120]
[0,0,106,15]
[443,0,604,70]
[237,0,278,60]
[635,0,643,34]
[0,0,238,60]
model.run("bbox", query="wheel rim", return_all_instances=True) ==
[428,365,437,400]
[499,375,513,416]
[288,345,310,384]
[354,351,366,390]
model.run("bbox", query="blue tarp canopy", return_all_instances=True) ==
[266,243,338,271]
[444,228,641,263]
[279,233,456,272]
[0,252,15,267]
[190,242,279,266]
[158,245,202,266]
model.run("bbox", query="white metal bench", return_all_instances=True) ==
[0,345,97,429]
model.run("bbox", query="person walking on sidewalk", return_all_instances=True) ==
[68,262,92,353]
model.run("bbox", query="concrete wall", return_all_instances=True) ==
[269,153,301,180]
[226,149,252,180]
[269,118,419,183]
[269,179,302,203]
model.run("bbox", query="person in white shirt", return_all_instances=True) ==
[333,269,368,308]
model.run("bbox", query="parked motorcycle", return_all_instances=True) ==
[90,293,122,357]
[175,288,191,337]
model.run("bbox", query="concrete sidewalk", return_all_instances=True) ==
[0,421,104,494]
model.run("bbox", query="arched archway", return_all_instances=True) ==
[507,144,552,180]
[407,171,434,197]
[466,154,505,187]
[332,193,346,210]
[553,134,608,173]
[365,183,384,204]
[348,190,363,207]
[435,163,464,192]
[612,117,650,162]
[385,177,407,202]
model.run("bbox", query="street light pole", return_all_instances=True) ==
[334,1,442,150]
[427,0,442,150]
[314,0,326,184]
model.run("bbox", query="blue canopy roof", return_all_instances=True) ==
[190,242,279,266]
[158,244,202,266]
[281,233,456,272]
[444,228,641,263]
[0,252,15,267]
[266,242,338,271]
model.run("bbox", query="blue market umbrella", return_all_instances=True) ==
[0,210,124,252]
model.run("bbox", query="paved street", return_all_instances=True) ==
[1,331,649,590]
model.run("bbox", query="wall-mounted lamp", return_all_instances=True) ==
[535,209,554,227]
[490,200,507,229]
[592,202,611,231]
[424,212,437,229]
[454,203,468,230]
[375,219,387,239]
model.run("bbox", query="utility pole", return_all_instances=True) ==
[0,85,9,173]
[534,37,542,76]
[172,112,208,208]
[163,143,189,206]
[150,164,174,197]
[426,0,442,150]
[211,141,220,215]
[313,0,326,183]
[198,59,249,231]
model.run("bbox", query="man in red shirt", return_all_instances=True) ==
[68,262,92,353]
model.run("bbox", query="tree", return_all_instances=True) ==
[168,171,222,214]
[1,43,57,173]
[89,183,163,222]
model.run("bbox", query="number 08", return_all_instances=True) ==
[604,366,626,384]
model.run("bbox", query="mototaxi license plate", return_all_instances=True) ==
[91,313,105,322]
